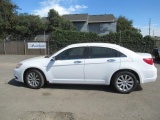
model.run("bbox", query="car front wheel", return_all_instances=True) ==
[112,71,138,94]
[25,69,45,89]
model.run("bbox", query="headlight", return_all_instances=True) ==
[16,63,22,68]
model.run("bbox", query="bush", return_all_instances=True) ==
[49,29,99,52]
[49,30,156,54]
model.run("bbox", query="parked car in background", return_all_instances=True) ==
[14,43,157,93]
[153,48,160,60]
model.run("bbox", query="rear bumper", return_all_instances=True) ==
[140,67,157,84]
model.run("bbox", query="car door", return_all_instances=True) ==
[84,46,121,84]
[48,47,87,83]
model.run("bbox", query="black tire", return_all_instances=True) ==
[25,69,45,89]
[112,71,138,94]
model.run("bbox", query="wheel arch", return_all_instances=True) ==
[110,69,140,85]
[23,67,47,84]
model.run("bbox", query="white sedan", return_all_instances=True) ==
[14,43,157,93]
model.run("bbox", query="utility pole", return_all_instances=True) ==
[44,31,45,41]
[149,18,151,36]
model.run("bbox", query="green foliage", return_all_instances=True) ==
[0,0,18,40]
[49,30,99,52]
[47,9,76,31]
[13,13,43,40]
[143,35,156,52]
[117,16,139,33]
[101,32,119,44]
[0,3,75,41]
[49,30,155,54]
[61,20,76,30]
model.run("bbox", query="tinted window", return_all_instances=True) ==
[56,47,86,60]
[89,47,126,58]
[117,51,127,57]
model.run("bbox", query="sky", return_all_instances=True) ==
[11,0,160,36]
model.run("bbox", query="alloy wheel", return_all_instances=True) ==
[116,74,134,92]
[27,72,40,87]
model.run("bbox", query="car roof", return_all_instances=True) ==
[52,43,138,58]
[66,43,138,57]
[67,43,119,48]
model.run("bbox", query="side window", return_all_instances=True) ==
[56,47,86,60]
[89,47,126,58]
[117,51,127,57]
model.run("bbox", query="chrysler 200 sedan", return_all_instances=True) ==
[14,43,157,93]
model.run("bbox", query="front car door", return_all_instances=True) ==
[84,46,122,85]
[48,47,87,83]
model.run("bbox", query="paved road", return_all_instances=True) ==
[0,55,160,120]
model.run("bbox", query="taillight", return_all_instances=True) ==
[143,58,153,65]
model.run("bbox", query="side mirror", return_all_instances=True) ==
[51,56,56,61]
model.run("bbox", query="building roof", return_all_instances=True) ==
[88,14,116,23]
[62,14,116,23]
[62,14,88,22]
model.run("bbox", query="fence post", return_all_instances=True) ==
[48,40,50,55]
[45,41,47,55]
[3,41,6,55]
[24,40,26,55]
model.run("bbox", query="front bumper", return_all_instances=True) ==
[14,68,24,83]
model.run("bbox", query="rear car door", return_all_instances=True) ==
[84,46,121,84]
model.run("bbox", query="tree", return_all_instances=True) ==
[0,0,18,41]
[61,20,76,30]
[14,13,43,40]
[47,9,75,31]
[117,16,139,33]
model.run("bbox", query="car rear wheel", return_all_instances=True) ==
[112,71,138,94]
[25,69,45,89]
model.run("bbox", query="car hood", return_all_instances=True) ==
[20,56,49,63]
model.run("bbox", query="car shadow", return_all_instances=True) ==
[8,79,143,93]
[8,79,28,88]
[45,83,143,93]
[134,84,143,91]
[44,83,117,93]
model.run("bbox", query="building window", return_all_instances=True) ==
[100,24,108,31]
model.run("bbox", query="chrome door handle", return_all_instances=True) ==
[107,59,116,62]
[74,61,82,64]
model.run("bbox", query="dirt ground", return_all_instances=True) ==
[0,55,160,120]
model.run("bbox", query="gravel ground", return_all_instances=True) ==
[0,55,160,120]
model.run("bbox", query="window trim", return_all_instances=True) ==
[56,47,89,60]
[88,46,126,59]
